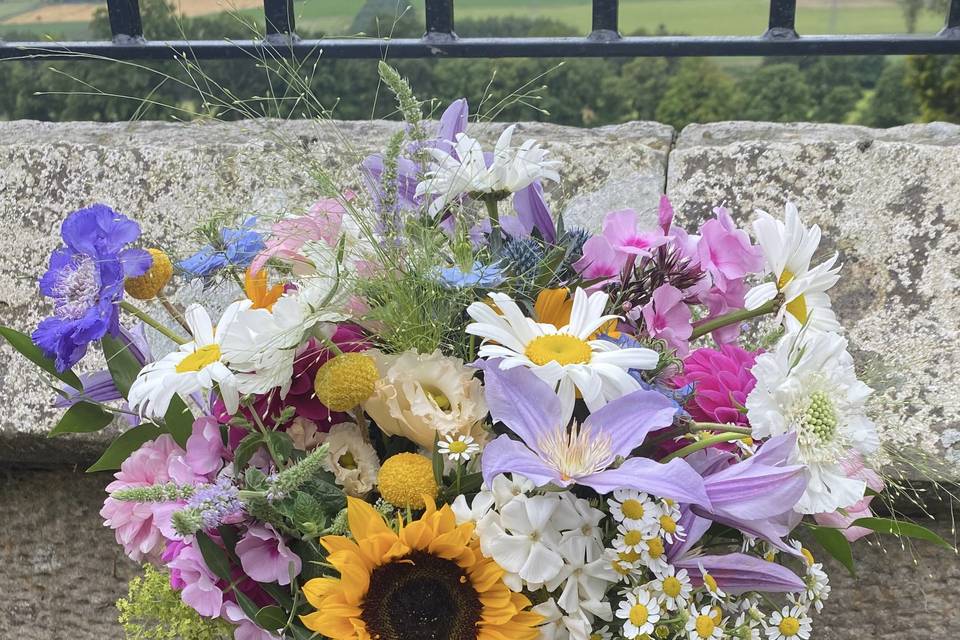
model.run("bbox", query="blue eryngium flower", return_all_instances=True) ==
[438,261,504,289]
[177,217,264,279]
[32,204,151,372]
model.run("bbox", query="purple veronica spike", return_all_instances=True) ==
[674,553,805,595]
[479,362,711,507]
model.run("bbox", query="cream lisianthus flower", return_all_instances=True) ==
[316,422,380,497]
[363,349,488,450]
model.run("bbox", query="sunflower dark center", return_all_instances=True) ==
[361,551,482,640]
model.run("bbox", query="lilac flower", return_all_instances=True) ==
[235,524,302,586]
[478,362,711,507]
[438,261,504,289]
[186,478,243,531]
[32,204,151,372]
[178,217,264,279]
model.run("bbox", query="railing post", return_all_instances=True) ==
[589,0,621,41]
[765,0,799,39]
[942,0,960,37]
[264,0,299,45]
[106,0,144,44]
[425,0,457,42]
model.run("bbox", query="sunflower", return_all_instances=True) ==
[300,497,542,640]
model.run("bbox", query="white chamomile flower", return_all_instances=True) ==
[588,625,612,640]
[732,612,763,640]
[745,202,842,334]
[437,434,480,462]
[766,605,812,640]
[128,303,240,419]
[652,500,686,544]
[616,589,661,638]
[639,536,670,574]
[747,330,879,514]
[802,563,830,613]
[608,489,658,531]
[613,523,648,554]
[649,565,692,611]
[686,604,725,640]
[698,562,727,602]
[605,548,642,582]
[465,289,659,422]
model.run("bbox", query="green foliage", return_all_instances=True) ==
[861,61,919,127]
[907,54,960,123]
[740,64,813,123]
[655,59,744,130]
[116,565,232,640]
[809,525,856,577]
[88,424,164,472]
[0,325,81,389]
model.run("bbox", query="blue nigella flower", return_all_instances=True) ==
[438,261,504,289]
[32,204,151,372]
[178,217,264,279]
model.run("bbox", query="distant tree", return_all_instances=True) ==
[897,0,948,32]
[601,57,675,122]
[810,86,861,123]
[860,61,920,127]
[906,54,960,122]
[655,58,743,130]
[349,0,420,37]
[740,63,812,122]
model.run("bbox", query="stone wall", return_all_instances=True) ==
[0,119,957,639]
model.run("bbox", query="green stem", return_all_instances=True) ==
[157,291,191,334]
[245,398,284,469]
[661,432,748,463]
[689,297,779,341]
[484,197,500,229]
[120,300,188,344]
[689,421,753,436]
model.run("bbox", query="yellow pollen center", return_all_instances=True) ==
[619,550,641,563]
[695,615,715,638]
[710,606,723,625]
[704,573,719,593]
[623,530,644,546]
[524,334,592,366]
[779,617,801,636]
[629,603,649,627]
[659,515,677,533]
[621,499,645,520]
[662,576,682,598]
[425,387,451,410]
[175,344,221,373]
[448,440,468,454]
[801,547,816,566]
[338,451,358,470]
[589,635,602,640]
[646,537,665,559]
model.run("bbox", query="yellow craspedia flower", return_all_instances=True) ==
[377,452,438,509]
[314,352,378,412]
[124,248,173,300]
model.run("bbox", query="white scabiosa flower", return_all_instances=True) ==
[747,330,879,514]
[128,303,241,419]
[466,288,659,422]
[316,422,380,497]
[745,202,842,334]
[616,588,661,638]
[765,605,812,640]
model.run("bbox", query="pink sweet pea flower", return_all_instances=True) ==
[235,524,302,585]
[641,284,693,356]
[184,417,229,477]
[813,454,885,541]
[602,208,668,257]
[166,542,224,617]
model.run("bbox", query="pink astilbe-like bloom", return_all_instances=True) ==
[641,284,693,356]
[813,454,885,541]
[235,524,302,585]
[673,345,760,426]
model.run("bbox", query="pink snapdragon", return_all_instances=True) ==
[641,284,693,356]
[235,524,302,585]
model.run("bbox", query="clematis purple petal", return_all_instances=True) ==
[481,434,562,488]
[513,181,557,243]
[477,360,562,447]
[666,506,712,562]
[437,98,469,142]
[580,457,711,508]
[675,553,805,595]
[54,370,122,408]
[583,386,677,458]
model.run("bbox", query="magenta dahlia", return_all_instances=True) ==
[673,344,760,426]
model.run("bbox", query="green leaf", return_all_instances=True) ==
[265,430,294,464]
[49,401,115,436]
[0,325,82,389]
[235,433,265,474]
[87,424,164,472]
[851,517,955,550]
[164,394,194,447]
[432,433,444,486]
[255,606,288,632]
[288,622,317,640]
[258,581,294,609]
[195,531,233,581]
[100,334,141,398]
[809,525,857,577]
[301,478,346,518]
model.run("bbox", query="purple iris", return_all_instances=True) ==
[32,204,151,372]
[177,217,264,279]
[478,361,711,507]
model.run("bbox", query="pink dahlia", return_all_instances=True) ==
[673,345,760,426]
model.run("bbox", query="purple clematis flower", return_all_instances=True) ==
[674,553,805,595]
[510,180,557,243]
[33,204,151,372]
[479,362,711,507]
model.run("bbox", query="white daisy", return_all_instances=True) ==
[606,548,642,582]
[652,500,686,544]
[766,605,812,640]
[745,202,842,334]
[128,303,240,419]
[613,524,648,555]
[698,562,727,602]
[588,625,613,640]
[437,434,481,462]
[801,563,831,613]
[615,589,661,638]
[639,536,670,574]
[648,565,693,611]
[686,604,725,640]
[747,330,879,514]
[466,288,659,422]
[416,126,561,216]
[733,612,763,640]
[608,489,659,532]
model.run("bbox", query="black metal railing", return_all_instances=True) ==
[1,0,959,60]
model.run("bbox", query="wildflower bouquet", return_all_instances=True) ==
[4,67,951,640]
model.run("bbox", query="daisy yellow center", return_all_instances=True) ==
[621,499,645,520]
[800,547,816,566]
[176,344,221,373]
[710,606,723,625]
[779,617,801,636]
[619,550,641,563]
[659,515,677,533]
[447,440,469,454]
[646,537,665,559]
[695,614,716,638]
[662,576,682,598]
[524,334,592,366]
[704,573,719,593]
[629,603,649,626]
[589,635,603,640]
[537,422,613,481]
[623,530,644,546]
[777,269,809,323]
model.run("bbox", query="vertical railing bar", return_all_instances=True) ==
[765,0,798,39]
[943,0,960,35]
[263,0,298,44]
[425,0,456,42]
[590,0,620,39]
[106,0,144,43]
